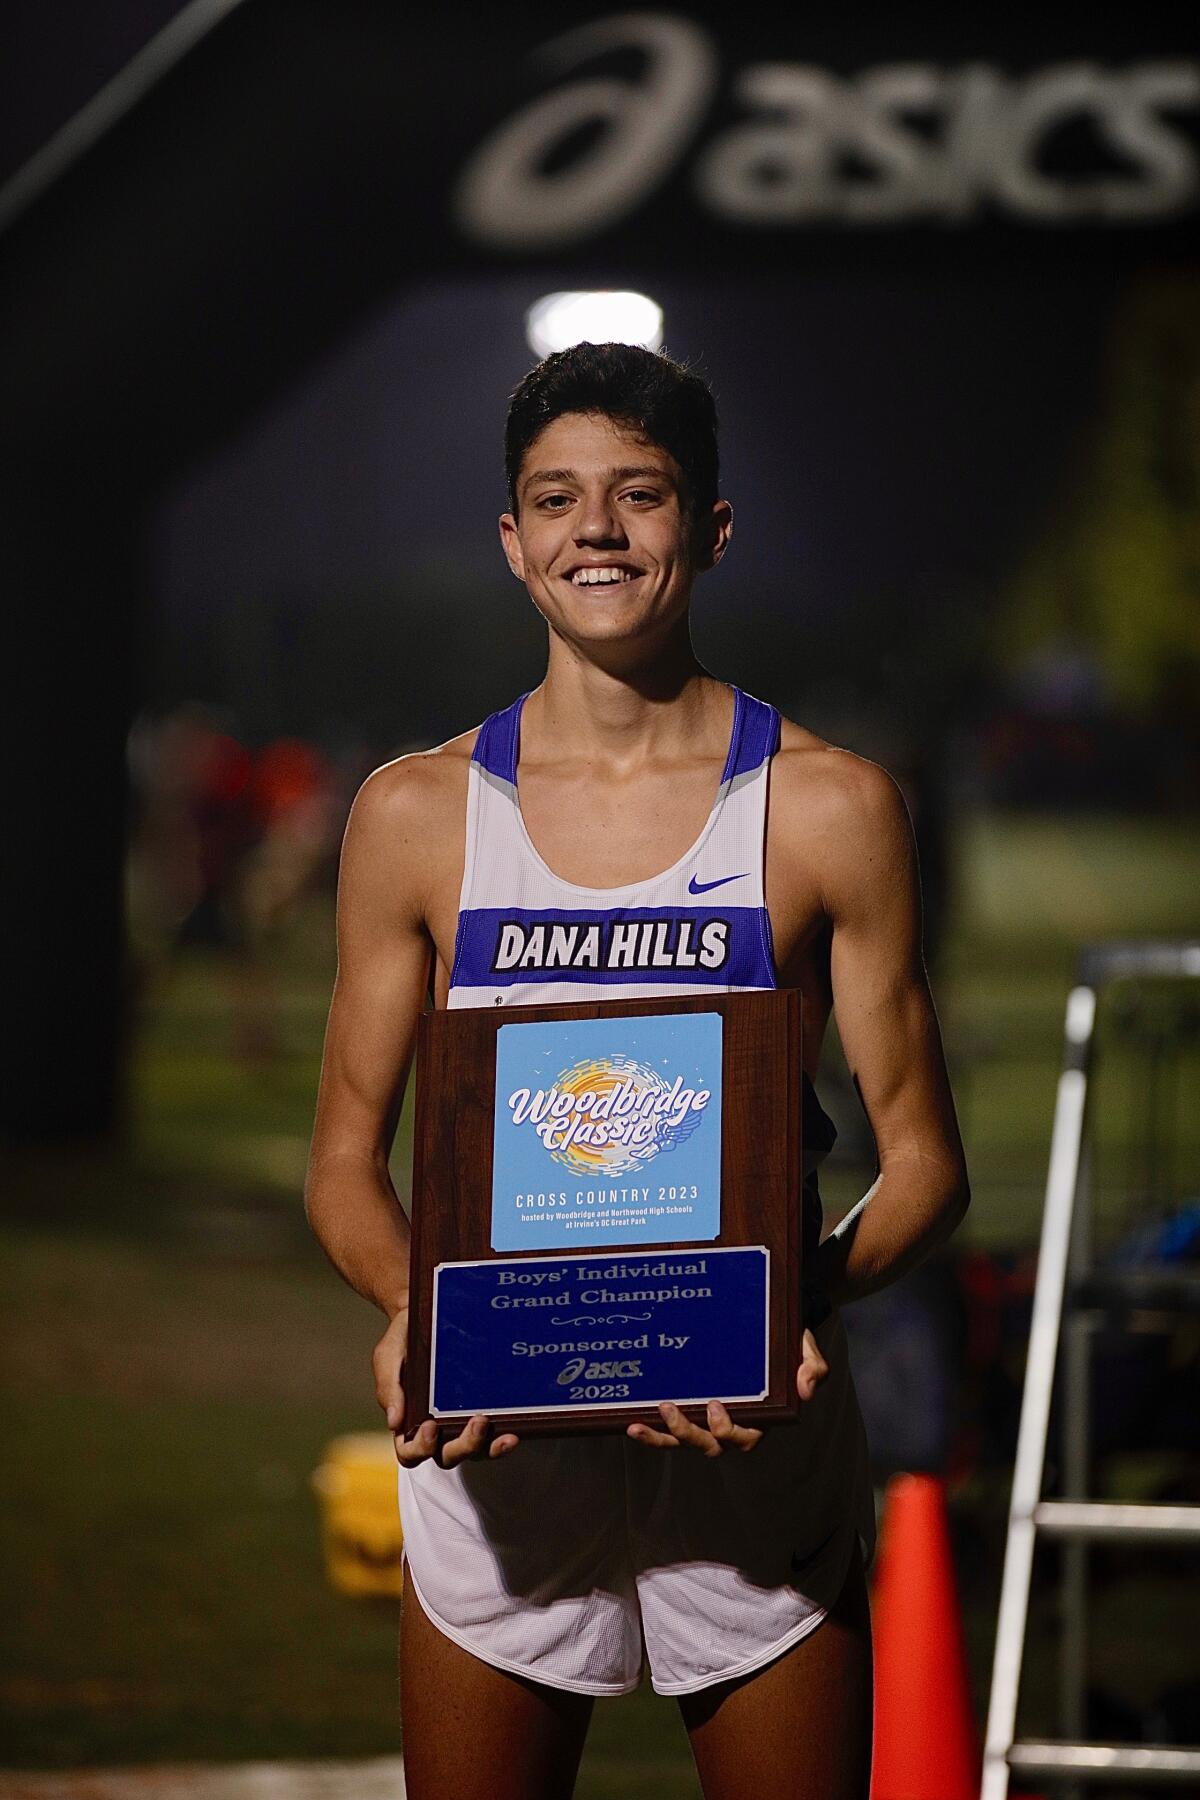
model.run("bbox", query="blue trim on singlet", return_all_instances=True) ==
[475,687,780,790]
[721,688,781,785]
[453,905,776,992]
[448,905,470,996]
[472,693,527,784]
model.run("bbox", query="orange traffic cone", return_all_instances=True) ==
[870,1473,980,1800]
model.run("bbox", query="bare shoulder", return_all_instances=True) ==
[339,727,478,921]
[773,715,909,840]
[769,715,915,917]
[349,726,476,844]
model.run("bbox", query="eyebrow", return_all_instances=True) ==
[522,464,675,490]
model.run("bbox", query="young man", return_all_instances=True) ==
[305,343,970,1800]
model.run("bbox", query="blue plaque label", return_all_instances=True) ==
[491,1011,723,1252]
[429,1246,768,1418]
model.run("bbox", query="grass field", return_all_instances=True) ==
[0,1227,702,1790]
[3,809,1198,1783]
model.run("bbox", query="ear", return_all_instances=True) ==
[693,499,733,574]
[498,512,526,582]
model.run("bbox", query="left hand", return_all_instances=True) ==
[627,1399,763,1455]
[625,1328,830,1454]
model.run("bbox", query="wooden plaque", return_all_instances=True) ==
[405,989,802,1437]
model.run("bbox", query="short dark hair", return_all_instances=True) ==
[505,342,719,519]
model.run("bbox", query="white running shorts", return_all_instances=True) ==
[398,1308,875,1696]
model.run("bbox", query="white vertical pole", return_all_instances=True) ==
[981,986,1096,1800]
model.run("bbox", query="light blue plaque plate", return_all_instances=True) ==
[491,1011,723,1252]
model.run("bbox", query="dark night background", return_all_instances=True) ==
[149,267,1111,752]
[2,5,1198,1788]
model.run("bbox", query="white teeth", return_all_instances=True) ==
[571,568,635,586]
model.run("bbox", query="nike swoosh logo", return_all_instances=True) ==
[688,872,749,895]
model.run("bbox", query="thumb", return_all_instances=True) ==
[796,1328,830,1402]
[374,1316,407,1431]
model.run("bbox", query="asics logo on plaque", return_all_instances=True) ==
[506,1054,712,1177]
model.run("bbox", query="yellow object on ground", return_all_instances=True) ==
[311,1432,403,1598]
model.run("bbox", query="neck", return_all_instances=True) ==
[530,617,723,767]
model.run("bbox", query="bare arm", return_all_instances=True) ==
[814,758,970,1305]
[305,764,428,1320]
[305,760,517,1463]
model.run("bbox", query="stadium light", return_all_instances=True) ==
[525,290,664,359]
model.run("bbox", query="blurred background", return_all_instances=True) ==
[2,5,1198,1795]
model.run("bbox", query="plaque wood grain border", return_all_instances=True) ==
[405,988,802,1437]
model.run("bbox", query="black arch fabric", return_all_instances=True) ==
[1,1,1196,1137]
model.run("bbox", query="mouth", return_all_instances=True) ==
[564,563,644,588]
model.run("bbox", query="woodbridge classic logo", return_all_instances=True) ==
[506,1052,712,1177]
[455,14,1200,248]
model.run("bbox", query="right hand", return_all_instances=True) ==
[372,1307,520,1467]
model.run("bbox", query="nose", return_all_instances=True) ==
[574,489,628,547]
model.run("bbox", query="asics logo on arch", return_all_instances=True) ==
[687,871,747,895]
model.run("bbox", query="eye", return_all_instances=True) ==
[536,492,573,511]
[623,488,660,505]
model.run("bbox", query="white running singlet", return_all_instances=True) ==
[399,685,875,1696]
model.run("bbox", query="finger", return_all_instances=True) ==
[658,1402,722,1456]
[796,1332,830,1402]
[395,1419,439,1467]
[488,1432,519,1459]
[626,1421,680,1449]
[373,1336,407,1431]
[796,1361,824,1400]
[706,1401,763,1452]
[381,1381,405,1434]
[440,1415,493,1467]
[372,1343,396,1405]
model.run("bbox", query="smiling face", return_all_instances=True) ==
[499,412,731,661]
